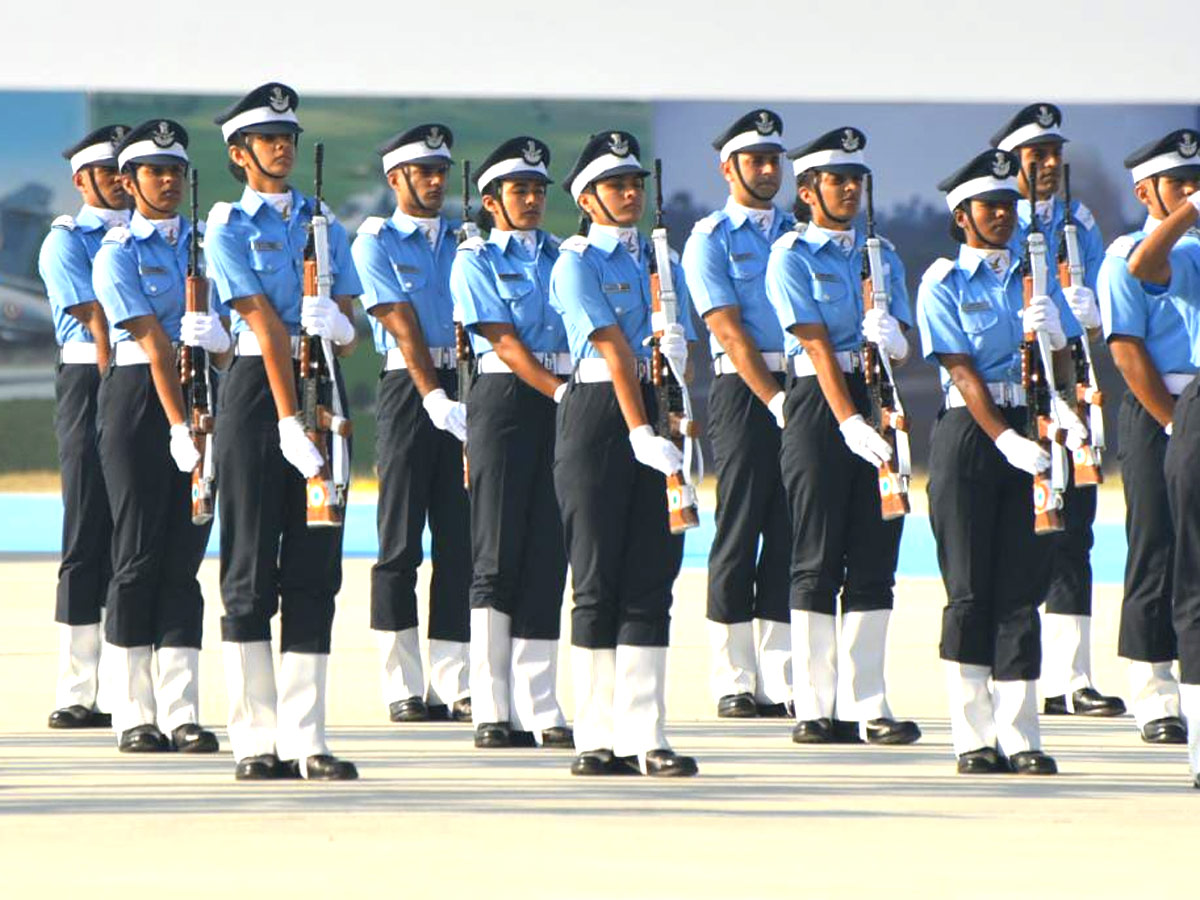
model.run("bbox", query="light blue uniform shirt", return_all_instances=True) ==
[548,228,695,362]
[1098,220,1200,376]
[351,210,460,354]
[91,212,192,344]
[1014,197,1104,292]
[38,206,129,345]
[203,186,360,337]
[765,222,911,359]
[917,245,1082,390]
[682,200,792,357]
[449,229,567,357]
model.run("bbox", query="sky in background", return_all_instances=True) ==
[0,92,86,211]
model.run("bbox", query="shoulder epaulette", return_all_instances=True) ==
[691,211,727,235]
[668,248,680,265]
[876,235,897,252]
[1073,201,1096,231]
[357,216,386,237]
[921,257,956,283]
[102,225,131,245]
[560,235,589,254]
[50,214,76,231]
[544,233,562,249]
[457,235,485,253]
[772,230,802,251]
[206,202,233,227]
[1106,234,1138,259]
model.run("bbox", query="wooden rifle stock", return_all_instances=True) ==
[182,168,214,526]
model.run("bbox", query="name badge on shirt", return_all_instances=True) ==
[813,273,838,283]
[731,252,756,262]
[251,240,283,251]
[602,282,630,293]
[138,265,166,275]
[497,273,526,282]
[960,300,991,313]
[394,263,420,274]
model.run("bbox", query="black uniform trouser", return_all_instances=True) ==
[97,365,209,649]
[780,373,901,615]
[1164,379,1200,683]
[54,361,111,625]
[216,356,343,654]
[928,406,1049,681]
[466,373,566,640]
[706,372,790,625]
[1042,475,1097,617]
[554,381,683,648]
[371,367,470,641]
[1118,392,1176,662]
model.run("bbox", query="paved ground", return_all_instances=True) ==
[0,558,1193,898]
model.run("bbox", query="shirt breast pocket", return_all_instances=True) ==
[728,254,765,282]
[811,274,847,304]
[958,298,1000,334]
[395,264,426,294]
[249,249,282,274]
[139,271,172,298]
[496,274,535,323]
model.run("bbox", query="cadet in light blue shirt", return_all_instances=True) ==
[351,123,472,727]
[448,136,573,750]
[989,103,1123,719]
[37,123,130,731]
[90,119,222,756]
[765,126,917,749]
[681,108,793,720]
[918,148,1088,778]
[1097,128,1200,744]
[549,130,699,779]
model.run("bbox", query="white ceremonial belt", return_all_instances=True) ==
[945,382,1026,409]
[714,351,786,376]
[477,351,574,376]
[60,342,98,365]
[112,342,150,366]
[573,356,654,384]
[790,350,859,377]
[1163,373,1196,396]
[385,346,456,371]
[235,331,301,359]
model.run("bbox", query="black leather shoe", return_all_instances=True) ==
[641,749,698,777]
[286,754,359,780]
[474,722,512,748]
[389,697,429,722]
[755,702,791,718]
[571,749,620,776]
[1045,688,1127,717]
[48,705,108,729]
[716,692,757,718]
[1042,695,1069,715]
[118,724,170,753]
[541,726,575,749]
[235,753,286,780]
[791,718,834,744]
[1193,775,1200,790]
[451,697,472,722]
[866,718,922,745]
[1142,716,1187,744]
[426,703,450,721]
[1009,750,1058,775]
[171,723,219,753]
[956,747,1005,774]
[831,719,865,743]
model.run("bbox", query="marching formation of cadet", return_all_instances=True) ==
[36,85,1200,787]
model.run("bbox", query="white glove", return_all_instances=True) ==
[1063,285,1101,330]
[862,308,909,360]
[994,428,1051,476]
[628,424,683,476]
[168,423,200,473]
[301,296,355,346]
[1188,193,1200,215]
[1021,294,1066,350]
[838,414,893,468]
[277,414,324,478]
[658,322,688,374]
[179,311,230,354]
[553,382,568,404]
[767,391,785,429]
[1166,421,1174,437]
[423,388,468,442]
[1050,396,1089,451]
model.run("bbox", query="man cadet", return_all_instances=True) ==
[682,109,793,719]
[1098,130,1200,745]
[990,103,1124,718]
[550,130,699,776]
[1122,131,1200,787]
[351,124,472,724]
[206,83,361,780]
[38,124,129,730]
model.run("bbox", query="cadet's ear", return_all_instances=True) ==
[385,168,402,192]
[72,170,87,192]
[1132,179,1152,209]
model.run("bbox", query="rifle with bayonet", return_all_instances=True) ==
[1056,163,1104,485]
[648,158,701,534]
[300,141,351,527]
[859,172,911,520]
[181,168,215,526]
[1021,160,1068,534]
[454,160,479,490]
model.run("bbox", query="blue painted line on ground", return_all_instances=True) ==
[0,493,1128,583]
